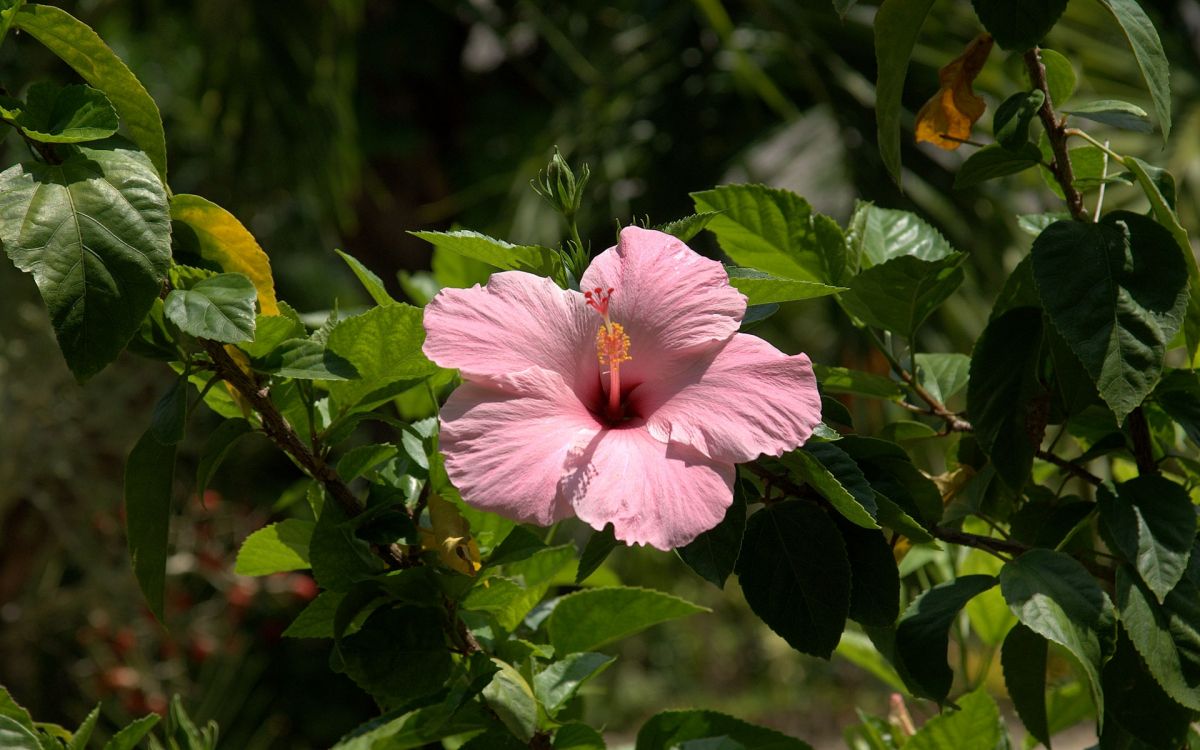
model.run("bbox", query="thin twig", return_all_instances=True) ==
[1034,448,1103,486]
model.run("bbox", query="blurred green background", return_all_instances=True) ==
[2,0,1198,747]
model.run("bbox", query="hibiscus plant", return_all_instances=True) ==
[2,0,1199,748]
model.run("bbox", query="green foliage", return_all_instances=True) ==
[1099,477,1195,601]
[904,689,1005,750]
[545,587,707,655]
[234,519,315,576]
[993,90,1045,148]
[839,254,965,338]
[123,430,176,621]
[1001,624,1051,747]
[780,443,879,529]
[0,141,170,380]
[326,304,438,411]
[533,652,615,715]
[872,0,935,185]
[723,267,845,305]
[1095,0,1172,141]
[954,143,1042,189]
[1065,99,1153,132]
[164,273,258,343]
[893,575,997,702]
[409,229,561,279]
[636,709,814,750]
[676,480,748,588]
[972,0,1067,51]
[0,82,118,143]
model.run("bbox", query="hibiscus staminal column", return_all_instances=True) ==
[585,287,631,421]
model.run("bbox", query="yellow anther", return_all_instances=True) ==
[596,322,632,366]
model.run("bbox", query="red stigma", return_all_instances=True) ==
[584,287,614,317]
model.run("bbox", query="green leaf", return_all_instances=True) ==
[1000,549,1117,724]
[335,605,454,709]
[1102,630,1195,749]
[655,211,722,242]
[1001,625,1051,748]
[234,519,314,576]
[914,353,970,404]
[839,254,965,337]
[1099,478,1195,602]
[813,364,904,401]
[993,89,1045,149]
[409,229,560,278]
[310,499,386,591]
[533,652,615,715]
[1116,559,1200,710]
[636,709,814,750]
[101,715,161,750]
[576,524,619,584]
[972,0,1066,50]
[123,430,176,621]
[69,705,100,750]
[873,0,935,185]
[736,501,851,658]
[834,632,907,693]
[838,436,943,527]
[781,443,879,529]
[839,521,900,627]
[954,143,1042,189]
[1066,99,1153,132]
[0,690,35,733]
[482,659,538,742]
[1124,157,1200,366]
[554,723,607,750]
[469,546,577,631]
[0,141,170,380]
[724,267,845,305]
[1027,48,1077,106]
[327,304,438,410]
[546,586,707,655]
[150,376,188,445]
[15,4,168,179]
[875,492,934,543]
[677,479,748,588]
[335,249,395,307]
[252,338,358,381]
[1155,369,1200,448]
[283,591,345,639]
[0,717,40,750]
[170,194,280,315]
[968,307,1046,490]
[196,419,252,495]
[1017,212,1072,237]
[164,273,258,343]
[690,184,846,284]
[847,203,956,270]
[894,575,998,701]
[1095,0,1171,142]
[905,689,1006,750]
[6,82,118,143]
[1032,213,1188,423]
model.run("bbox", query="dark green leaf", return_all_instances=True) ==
[1117,563,1200,711]
[1032,213,1187,423]
[813,364,904,401]
[914,353,970,404]
[968,307,1046,490]
[1099,478,1195,601]
[1000,549,1117,723]
[482,659,538,742]
[310,499,386,591]
[7,82,118,143]
[252,338,358,380]
[1095,0,1171,141]
[336,444,399,482]
[873,0,936,185]
[1066,100,1153,132]
[335,248,395,306]
[636,709,814,750]
[1102,630,1195,748]
[554,723,607,750]
[533,652,616,715]
[677,479,748,588]
[335,605,454,709]
[576,524,619,584]
[0,141,170,380]
[123,430,176,621]
[736,501,851,658]
[546,587,707,655]
[101,714,160,750]
[874,492,934,543]
[409,229,560,278]
[972,0,1066,50]
[15,4,168,179]
[460,731,527,750]
[781,443,879,529]
[655,211,722,242]
[234,519,314,576]
[0,717,39,750]
[164,273,258,343]
[690,184,846,284]
[196,418,251,495]
[839,254,965,337]
[1155,370,1200,448]
[283,591,345,639]
[905,689,1006,750]
[847,202,956,270]
[993,89,1045,148]
[150,376,187,445]
[894,575,997,701]
[724,267,845,305]
[838,436,943,527]
[486,526,549,568]
[240,311,305,359]
[1027,48,1077,106]
[327,304,438,410]
[1017,212,1072,237]
[954,143,1042,189]
[839,520,900,627]
[1001,623,1051,748]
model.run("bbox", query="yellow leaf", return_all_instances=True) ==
[170,194,279,315]
[423,493,481,576]
[914,33,994,150]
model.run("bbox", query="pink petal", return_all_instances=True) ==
[441,367,601,526]
[560,425,736,550]
[580,227,746,389]
[423,271,600,399]
[639,333,822,463]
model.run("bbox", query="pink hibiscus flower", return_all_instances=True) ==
[422,226,822,550]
